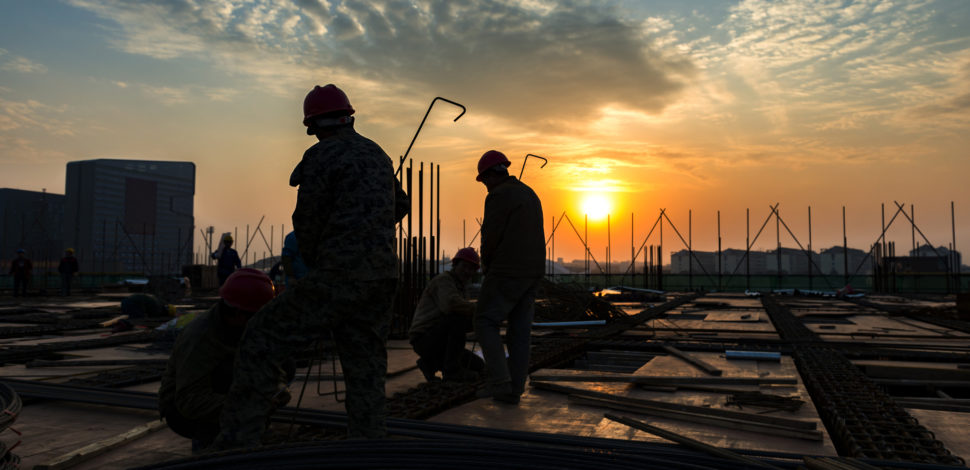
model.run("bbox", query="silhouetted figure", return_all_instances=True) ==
[59,248,79,296]
[9,249,32,297]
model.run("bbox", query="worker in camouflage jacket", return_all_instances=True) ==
[159,269,286,452]
[214,84,408,449]
[473,150,545,405]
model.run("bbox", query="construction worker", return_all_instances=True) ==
[9,249,32,297]
[409,248,486,382]
[281,230,307,287]
[213,83,409,448]
[211,234,241,286]
[58,248,79,296]
[159,268,287,452]
[473,150,545,404]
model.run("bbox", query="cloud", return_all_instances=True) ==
[138,83,240,104]
[65,0,695,126]
[0,48,48,73]
[0,97,73,135]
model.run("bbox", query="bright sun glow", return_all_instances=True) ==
[581,194,612,221]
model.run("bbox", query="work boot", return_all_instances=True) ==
[416,358,440,382]
[475,381,520,404]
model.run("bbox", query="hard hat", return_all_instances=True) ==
[223,234,233,242]
[303,84,355,126]
[219,268,276,313]
[476,150,511,182]
[66,248,75,254]
[453,247,480,267]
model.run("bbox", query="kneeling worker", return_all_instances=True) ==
[409,247,486,382]
[159,268,287,451]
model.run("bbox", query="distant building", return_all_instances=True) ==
[0,188,65,270]
[883,245,963,273]
[64,159,195,274]
[818,246,871,275]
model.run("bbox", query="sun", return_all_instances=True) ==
[581,194,612,221]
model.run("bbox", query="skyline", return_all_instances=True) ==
[1,0,968,262]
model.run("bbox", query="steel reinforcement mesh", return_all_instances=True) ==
[762,295,965,466]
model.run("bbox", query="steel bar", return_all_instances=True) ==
[531,381,816,430]
[0,331,163,364]
[605,413,784,469]
[661,345,723,376]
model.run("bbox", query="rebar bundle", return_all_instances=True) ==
[534,280,629,323]
[0,383,22,469]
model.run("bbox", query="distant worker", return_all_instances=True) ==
[281,230,307,287]
[213,83,409,449]
[9,249,32,297]
[473,150,545,404]
[211,234,242,286]
[159,268,288,453]
[58,248,79,296]
[409,247,486,382]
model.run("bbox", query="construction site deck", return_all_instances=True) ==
[1,290,969,469]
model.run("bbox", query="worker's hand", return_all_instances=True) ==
[272,386,292,408]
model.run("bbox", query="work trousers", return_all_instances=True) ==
[12,277,28,297]
[60,273,73,296]
[214,273,396,448]
[410,314,482,376]
[474,274,540,394]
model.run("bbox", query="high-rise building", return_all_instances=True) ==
[64,159,195,274]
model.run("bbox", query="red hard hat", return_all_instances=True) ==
[219,268,276,313]
[476,150,511,181]
[453,247,480,267]
[303,84,355,126]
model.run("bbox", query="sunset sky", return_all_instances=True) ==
[1,0,968,265]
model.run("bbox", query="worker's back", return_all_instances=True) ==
[290,127,399,281]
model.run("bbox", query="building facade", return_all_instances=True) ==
[64,159,195,274]
[0,188,65,272]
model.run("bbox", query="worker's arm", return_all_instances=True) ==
[291,147,335,263]
[173,341,228,420]
[481,190,517,273]
[394,179,409,223]
[281,255,295,280]
[433,277,474,317]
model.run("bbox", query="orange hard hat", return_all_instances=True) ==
[476,150,511,181]
[219,268,276,313]
[453,247,480,267]
[303,84,355,126]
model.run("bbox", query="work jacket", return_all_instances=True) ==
[9,258,32,279]
[289,125,409,281]
[481,175,545,278]
[58,256,78,275]
[408,270,474,340]
[159,304,242,427]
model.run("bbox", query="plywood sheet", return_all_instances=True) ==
[703,311,761,322]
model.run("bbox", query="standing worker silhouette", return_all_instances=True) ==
[213,84,409,448]
[473,150,545,404]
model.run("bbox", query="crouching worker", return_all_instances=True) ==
[159,268,290,452]
[409,248,486,382]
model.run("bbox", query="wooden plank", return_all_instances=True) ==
[662,345,723,376]
[605,414,784,470]
[532,381,816,430]
[35,419,166,470]
[574,395,823,441]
